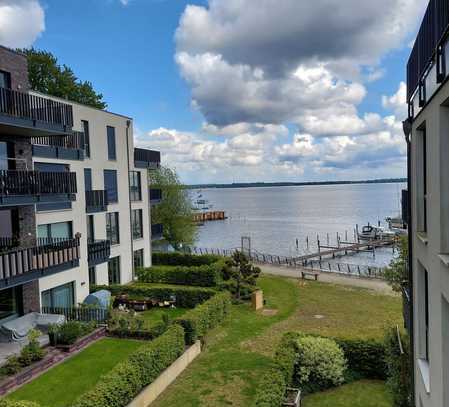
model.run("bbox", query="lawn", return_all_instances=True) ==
[302,380,393,407]
[7,338,143,407]
[152,276,401,406]
[140,307,188,328]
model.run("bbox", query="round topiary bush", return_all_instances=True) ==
[295,335,346,392]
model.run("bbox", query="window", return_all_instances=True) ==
[129,171,142,201]
[0,286,22,321]
[0,70,11,89]
[88,266,96,285]
[82,120,90,158]
[87,215,95,242]
[108,256,121,285]
[107,126,116,160]
[84,169,92,192]
[417,129,427,233]
[132,209,143,239]
[133,249,144,271]
[106,212,120,245]
[41,282,74,308]
[37,221,72,240]
[418,266,430,362]
[104,170,118,203]
[35,162,72,211]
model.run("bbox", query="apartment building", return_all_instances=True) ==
[0,46,162,322]
[406,2,449,406]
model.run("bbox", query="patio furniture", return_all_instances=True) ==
[84,290,111,309]
[1,312,65,342]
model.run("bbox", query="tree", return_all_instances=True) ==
[19,48,107,109]
[384,236,408,292]
[149,166,197,249]
[223,251,261,299]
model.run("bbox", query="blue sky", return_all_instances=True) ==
[0,0,428,183]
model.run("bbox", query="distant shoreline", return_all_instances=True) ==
[186,178,407,190]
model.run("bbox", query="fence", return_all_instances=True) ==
[305,260,385,279]
[41,306,109,323]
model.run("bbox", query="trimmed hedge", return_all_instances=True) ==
[0,402,41,407]
[253,369,286,407]
[152,252,221,266]
[137,263,223,287]
[176,291,231,344]
[72,325,185,407]
[93,283,217,308]
[274,332,298,384]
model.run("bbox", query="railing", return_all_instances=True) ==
[85,190,108,212]
[41,306,109,323]
[407,0,449,101]
[151,224,163,240]
[0,170,77,196]
[0,237,80,286]
[149,188,162,202]
[402,284,411,333]
[134,148,160,169]
[88,239,111,266]
[0,87,73,128]
[31,131,84,150]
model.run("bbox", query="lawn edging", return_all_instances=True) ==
[126,340,201,407]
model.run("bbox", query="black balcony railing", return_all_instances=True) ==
[151,223,163,241]
[149,188,162,203]
[88,239,111,266]
[0,237,80,289]
[31,131,85,150]
[134,148,160,169]
[0,87,73,129]
[407,0,449,101]
[86,190,108,213]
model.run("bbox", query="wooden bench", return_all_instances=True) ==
[301,270,320,281]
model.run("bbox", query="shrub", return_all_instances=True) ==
[175,291,231,344]
[0,401,41,407]
[253,368,286,407]
[152,252,221,266]
[335,338,387,380]
[72,325,185,407]
[137,263,223,287]
[0,355,22,376]
[274,332,298,384]
[384,327,413,407]
[295,336,346,392]
[54,321,97,345]
[18,329,46,366]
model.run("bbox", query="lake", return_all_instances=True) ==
[192,182,406,267]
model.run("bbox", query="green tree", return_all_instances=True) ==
[384,236,408,292]
[150,166,197,249]
[223,251,261,299]
[19,48,106,109]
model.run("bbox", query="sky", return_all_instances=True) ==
[0,0,429,184]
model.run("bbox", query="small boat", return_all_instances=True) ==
[358,225,396,241]
[386,217,408,236]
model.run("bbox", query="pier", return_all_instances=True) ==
[193,210,227,223]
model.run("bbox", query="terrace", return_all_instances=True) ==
[31,132,85,160]
[134,147,160,169]
[149,188,162,204]
[87,239,111,266]
[85,190,108,213]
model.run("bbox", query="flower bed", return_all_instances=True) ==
[55,327,106,353]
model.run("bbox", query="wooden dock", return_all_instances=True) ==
[193,211,227,223]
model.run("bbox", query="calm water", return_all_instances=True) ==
[193,183,406,267]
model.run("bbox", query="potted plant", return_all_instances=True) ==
[282,388,301,407]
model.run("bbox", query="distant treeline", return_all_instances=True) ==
[185,178,407,190]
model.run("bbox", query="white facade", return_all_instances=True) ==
[31,92,155,306]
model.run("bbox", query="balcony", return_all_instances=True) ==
[0,237,80,289]
[151,223,163,241]
[0,87,73,136]
[134,148,160,169]
[0,170,77,207]
[149,188,162,204]
[31,131,85,160]
[88,239,111,266]
[85,190,108,213]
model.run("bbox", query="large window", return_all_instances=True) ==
[129,171,142,201]
[417,129,427,233]
[41,282,74,308]
[87,215,95,242]
[133,249,144,271]
[108,256,121,285]
[0,70,11,89]
[0,286,22,321]
[88,266,96,285]
[104,169,118,203]
[82,120,90,158]
[107,126,116,160]
[37,221,72,240]
[132,209,143,239]
[106,212,120,245]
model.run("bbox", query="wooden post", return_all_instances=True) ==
[318,239,321,261]
[327,233,329,245]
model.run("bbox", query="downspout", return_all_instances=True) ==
[403,117,414,406]
[125,120,135,280]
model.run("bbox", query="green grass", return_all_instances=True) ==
[152,276,401,407]
[302,380,393,407]
[140,307,188,327]
[7,338,143,407]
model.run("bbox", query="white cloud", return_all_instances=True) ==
[382,82,407,119]
[0,0,45,48]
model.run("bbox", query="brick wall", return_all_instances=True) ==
[0,46,29,91]
[22,280,40,313]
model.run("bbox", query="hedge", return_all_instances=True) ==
[72,325,185,407]
[175,291,231,344]
[152,252,221,266]
[274,332,298,384]
[0,402,41,407]
[253,369,286,407]
[92,283,217,308]
[136,263,223,287]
